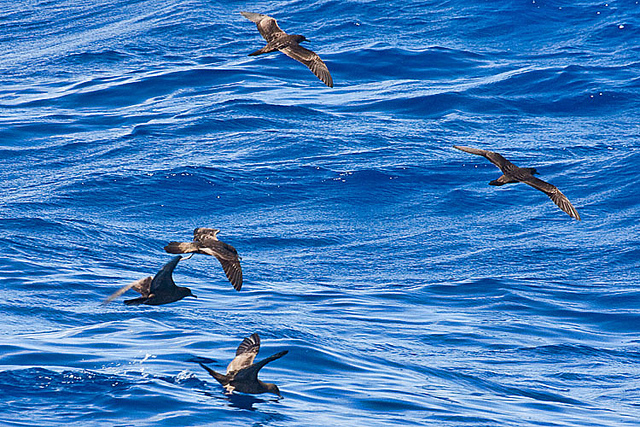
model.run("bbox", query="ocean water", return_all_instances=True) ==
[1,0,640,425]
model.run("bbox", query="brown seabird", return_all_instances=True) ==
[164,228,243,291]
[103,256,196,306]
[240,11,334,87]
[453,145,581,220]
[199,333,288,397]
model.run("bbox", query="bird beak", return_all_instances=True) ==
[191,294,198,298]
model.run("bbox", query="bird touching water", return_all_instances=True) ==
[199,333,288,397]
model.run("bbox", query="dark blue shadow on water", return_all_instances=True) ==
[198,388,282,411]
[185,355,217,364]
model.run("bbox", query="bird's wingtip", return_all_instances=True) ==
[275,350,289,358]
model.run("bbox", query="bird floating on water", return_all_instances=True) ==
[103,256,196,306]
[199,333,288,397]
[453,145,581,220]
[164,228,243,291]
[240,11,333,87]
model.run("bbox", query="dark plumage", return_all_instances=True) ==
[453,145,581,220]
[103,256,196,306]
[164,228,243,291]
[240,11,333,87]
[199,333,288,397]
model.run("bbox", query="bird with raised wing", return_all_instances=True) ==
[453,145,581,220]
[164,228,243,291]
[199,333,288,397]
[103,256,196,306]
[241,11,333,87]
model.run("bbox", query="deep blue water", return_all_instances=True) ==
[1,0,640,425]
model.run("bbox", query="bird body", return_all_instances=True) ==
[199,333,287,396]
[103,256,196,306]
[240,11,333,87]
[165,228,243,291]
[453,145,580,220]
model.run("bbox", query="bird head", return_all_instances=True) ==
[180,287,197,300]
[195,227,220,237]
[526,167,539,175]
[265,383,281,397]
[294,34,307,43]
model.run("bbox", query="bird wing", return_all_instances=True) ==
[216,256,243,291]
[521,176,581,220]
[150,256,182,293]
[240,12,285,43]
[233,350,289,383]
[164,241,198,254]
[198,240,243,291]
[279,44,333,88]
[199,363,228,385]
[453,145,517,174]
[227,333,260,373]
[102,276,152,304]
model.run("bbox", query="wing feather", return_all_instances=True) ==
[227,333,260,373]
[280,45,333,87]
[522,176,581,220]
[233,351,289,383]
[199,362,228,385]
[453,145,516,173]
[217,257,243,291]
[240,12,284,43]
[197,239,243,291]
[150,256,182,293]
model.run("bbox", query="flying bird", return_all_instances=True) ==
[240,11,333,87]
[103,256,196,306]
[164,228,243,291]
[199,333,288,397]
[453,145,581,220]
